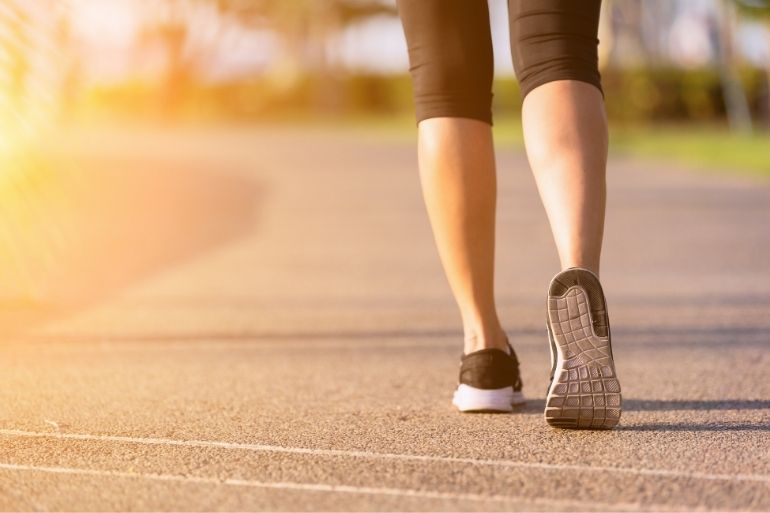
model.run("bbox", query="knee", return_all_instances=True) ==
[397,0,495,124]
[509,0,603,100]
[409,58,494,125]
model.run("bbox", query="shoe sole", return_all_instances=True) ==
[453,384,526,413]
[545,279,621,429]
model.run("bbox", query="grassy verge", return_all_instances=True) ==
[608,124,770,179]
[348,115,770,180]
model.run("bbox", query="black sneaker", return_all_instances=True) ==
[452,339,525,412]
[544,267,621,429]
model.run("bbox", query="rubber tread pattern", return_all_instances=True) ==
[545,269,621,429]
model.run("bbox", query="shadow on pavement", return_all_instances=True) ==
[623,399,770,411]
[518,400,769,432]
[611,325,770,347]
[519,399,770,414]
[618,422,770,432]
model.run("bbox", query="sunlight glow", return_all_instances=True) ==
[0,0,62,160]
[0,0,73,301]
[69,0,139,47]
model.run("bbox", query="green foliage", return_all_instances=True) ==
[601,67,768,124]
[734,0,770,20]
[77,67,770,126]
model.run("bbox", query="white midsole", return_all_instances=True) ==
[452,384,526,412]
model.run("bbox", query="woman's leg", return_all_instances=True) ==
[509,0,621,428]
[397,0,507,354]
[509,0,607,276]
[522,80,608,275]
[418,117,508,354]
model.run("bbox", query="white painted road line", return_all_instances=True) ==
[0,462,680,511]
[1,428,767,484]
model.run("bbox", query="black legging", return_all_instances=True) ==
[396,0,603,125]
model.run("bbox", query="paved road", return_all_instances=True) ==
[1,126,768,511]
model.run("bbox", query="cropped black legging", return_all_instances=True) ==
[396,0,603,125]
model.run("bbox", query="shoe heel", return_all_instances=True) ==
[545,284,621,429]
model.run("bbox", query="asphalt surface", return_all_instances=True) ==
[0,126,768,511]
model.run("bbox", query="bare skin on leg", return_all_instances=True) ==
[417,117,508,355]
[522,80,608,276]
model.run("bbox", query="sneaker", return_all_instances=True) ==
[452,339,525,412]
[544,267,621,429]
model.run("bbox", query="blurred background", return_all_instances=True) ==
[2,1,770,129]
[1,0,769,330]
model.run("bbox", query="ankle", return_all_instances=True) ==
[463,327,509,355]
[561,261,600,277]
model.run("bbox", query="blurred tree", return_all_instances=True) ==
[714,0,753,133]
[136,1,194,118]
[55,3,81,123]
[605,0,648,66]
[131,0,396,117]
[135,0,231,118]
[215,0,397,113]
[735,0,770,125]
